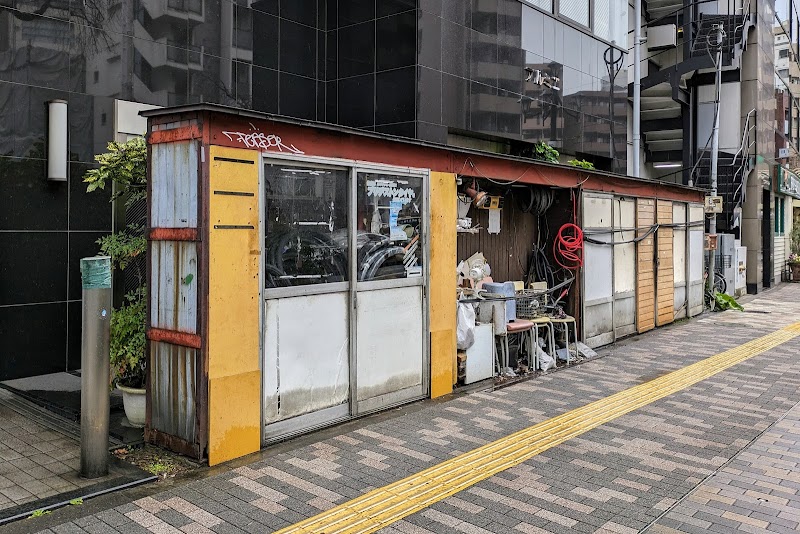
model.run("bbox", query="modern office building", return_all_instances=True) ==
[774,19,800,282]
[632,0,800,293]
[1,0,628,381]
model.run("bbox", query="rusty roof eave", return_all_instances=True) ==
[141,103,707,197]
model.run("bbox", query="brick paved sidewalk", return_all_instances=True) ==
[0,390,154,525]
[648,399,800,534]
[0,389,88,512]
[24,284,800,534]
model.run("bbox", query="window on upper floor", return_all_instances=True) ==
[780,68,790,77]
[781,48,791,58]
[524,0,628,47]
[559,0,590,27]
[524,0,555,12]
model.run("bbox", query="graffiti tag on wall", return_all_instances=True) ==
[221,130,304,154]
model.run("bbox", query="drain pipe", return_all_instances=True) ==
[633,0,642,178]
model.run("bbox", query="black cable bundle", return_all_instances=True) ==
[527,245,555,290]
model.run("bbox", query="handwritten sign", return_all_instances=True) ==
[221,131,304,154]
[366,180,416,204]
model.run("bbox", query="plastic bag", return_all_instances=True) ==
[457,303,476,350]
[536,337,556,371]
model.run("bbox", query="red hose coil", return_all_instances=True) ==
[553,223,583,270]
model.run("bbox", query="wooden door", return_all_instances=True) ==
[656,200,674,326]
[636,198,655,333]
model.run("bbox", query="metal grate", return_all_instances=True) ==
[124,198,147,295]
[704,252,732,269]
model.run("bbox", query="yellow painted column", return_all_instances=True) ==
[429,172,457,398]
[207,146,261,465]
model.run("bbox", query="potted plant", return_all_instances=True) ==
[110,287,147,426]
[84,138,148,426]
[790,226,800,282]
[789,252,800,282]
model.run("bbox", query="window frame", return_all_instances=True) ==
[261,152,430,300]
[521,0,628,51]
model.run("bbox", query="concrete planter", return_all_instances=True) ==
[117,384,146,428]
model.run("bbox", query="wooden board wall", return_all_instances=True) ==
[636,198,655,333]
[656,200,675,326]
[457,193,538,282]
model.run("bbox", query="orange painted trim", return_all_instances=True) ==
[149,125,201,144]
[148,328,202,349]
[149,227,200,241]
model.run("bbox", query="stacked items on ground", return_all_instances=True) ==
[456,252,591,385]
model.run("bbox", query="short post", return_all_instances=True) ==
[80,256,112,479]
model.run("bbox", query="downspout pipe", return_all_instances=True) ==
[633,0,642,178]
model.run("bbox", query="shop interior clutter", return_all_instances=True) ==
[456,180,595,386]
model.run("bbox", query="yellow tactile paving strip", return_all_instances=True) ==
[276,322,800,534]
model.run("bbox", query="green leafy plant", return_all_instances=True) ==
[84,137,147,208]
[147,461,171,476]
[791,225,800,257]
[29,509,51,518]
[110,287,147,389]
[532,141,560,164]
[69,498,83,506]
[568,159,595,170]
[97,224,147,273]
[714,292,744,311]
[85,137,148,390]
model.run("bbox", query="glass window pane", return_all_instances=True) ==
[523,0,554,13]
[594,0,627,45]
[264,164,349,287]
[595,0,611,40]
[560,0,590,27]
[357,172,424,281]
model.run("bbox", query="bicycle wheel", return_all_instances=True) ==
[713,272,727,295]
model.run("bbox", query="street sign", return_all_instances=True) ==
[704,195,723,213]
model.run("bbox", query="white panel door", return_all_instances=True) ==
[583,194,614,348]
[673,203,688,319]
[356,285,425,412]
[688,204,705,316]
[613,198,636,338]
[263,293,350,426]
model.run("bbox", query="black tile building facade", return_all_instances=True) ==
[0,0,628,380]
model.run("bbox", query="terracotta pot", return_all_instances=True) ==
[117,384,146,428]
[791,262,800,282]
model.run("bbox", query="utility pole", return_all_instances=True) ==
[633,0,642,177]
[707,24,725,294]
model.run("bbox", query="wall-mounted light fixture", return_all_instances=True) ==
[652,162,681,169]
[48,99,68,181]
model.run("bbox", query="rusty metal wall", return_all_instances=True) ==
[150,341,197,443]
[150,241,198,333]
[151,141,199,228]
[456,194,538,282]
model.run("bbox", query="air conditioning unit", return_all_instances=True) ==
[735,245,747,297]
[647,24,677,51]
